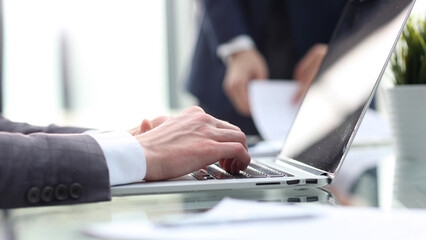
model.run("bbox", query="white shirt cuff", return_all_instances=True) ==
[217,35,256,63]
[85,131,146,186]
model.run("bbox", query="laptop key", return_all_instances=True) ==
[212,163,266,178]
[191,169,215,180]
[206,165,234,179]
[233,172,251,179]
[249,162,293,177]
[211,163,250,178]
[241,166,268,178]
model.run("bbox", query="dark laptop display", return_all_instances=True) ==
[280,0,414,177]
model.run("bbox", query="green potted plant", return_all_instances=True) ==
[386,15,426,161]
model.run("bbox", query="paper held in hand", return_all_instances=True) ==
[248,80,392,146]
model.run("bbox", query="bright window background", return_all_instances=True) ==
[2,0,425,130]
[3,0,174,131]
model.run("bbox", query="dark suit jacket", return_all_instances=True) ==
[0,114,110,208]
[187,0,347,134]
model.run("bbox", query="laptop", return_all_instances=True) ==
[112,0,415,196]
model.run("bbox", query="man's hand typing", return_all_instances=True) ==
[133,106,251,181]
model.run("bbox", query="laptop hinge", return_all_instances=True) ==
[276,157,333,178]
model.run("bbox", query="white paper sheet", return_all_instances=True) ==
[247,139,283,157]
[84,198,426,240]
[248,80,392,145]
[248,80,300,142]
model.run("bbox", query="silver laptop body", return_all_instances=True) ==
[112,0,415,196]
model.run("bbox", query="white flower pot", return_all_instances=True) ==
[385,85,426,161]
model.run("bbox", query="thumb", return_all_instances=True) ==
[253,62,268,80]
[140,119,153,133]
[292,83,309,105]
[292,88,304,104]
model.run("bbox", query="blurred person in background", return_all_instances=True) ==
[187,0,347,135]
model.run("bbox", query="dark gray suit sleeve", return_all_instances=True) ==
[0,115,111,208]
[0,114,90,134]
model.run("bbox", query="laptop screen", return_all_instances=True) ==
[279,0,415,176]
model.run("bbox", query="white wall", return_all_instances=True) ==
[3,0,169,131]
[165,0,198,109]
[3,0,63,125]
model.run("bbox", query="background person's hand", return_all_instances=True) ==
[135,106,251,181]
[292,44,328,103]
[223,49,268,116]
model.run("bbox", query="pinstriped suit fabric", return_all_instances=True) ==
[0,114,110,208]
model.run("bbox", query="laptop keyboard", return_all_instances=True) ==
[191,162,293,180]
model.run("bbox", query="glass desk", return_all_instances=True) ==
[3,144,426,240]
[332,145,426,209]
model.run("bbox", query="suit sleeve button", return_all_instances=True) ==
[26,187,40,204]
[69,183,83,200]
[54,184,68,201]
[41,186,54,203]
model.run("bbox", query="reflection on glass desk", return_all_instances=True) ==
[378,155,426,209]
[4,145,426,240]
[4,187,336,240]
[332,145,426,209]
